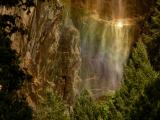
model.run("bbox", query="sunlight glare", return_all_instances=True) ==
[116,21,123,28]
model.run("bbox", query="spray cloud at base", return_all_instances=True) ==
[63,0,137,97]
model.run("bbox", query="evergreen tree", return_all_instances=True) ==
[71,90,109,120]
[129,1,160,119]
[71,90,99,120]
[108,40,159,120]
[107,1,160,119]
[143,0,160,71]
[130,75,160,120]
[34,87,68,120]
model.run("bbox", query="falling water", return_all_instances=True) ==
[79,0,136,96]
[64,0,136,96]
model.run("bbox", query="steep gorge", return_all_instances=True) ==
[0,0,154,104]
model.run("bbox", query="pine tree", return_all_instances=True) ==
[129,0,160,119]
[71,90,99,120]
[143,0,160,71]
[108,40,159,120]
[34,87,68,120]
[107,1,160,119]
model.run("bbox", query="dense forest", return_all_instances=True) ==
[0,0,160,120]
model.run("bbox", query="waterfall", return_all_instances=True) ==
[1,0,147,104]
[66,0,136,96]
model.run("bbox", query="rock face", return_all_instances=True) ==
[54,26,81,104]
[1,0,81,104]
[0,0,153,103]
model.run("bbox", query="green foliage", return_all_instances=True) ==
[130,76,160,120]
[71,90,99,120]
[143,0,160,71]
[97,100,109,120]
[108,40,159,120]
[34,88,68,120]
[71,90,109,120]
[106,1,160,119]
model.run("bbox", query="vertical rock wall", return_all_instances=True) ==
[54,26,81,104]
[0,0,153,103]
[0,0,81,104]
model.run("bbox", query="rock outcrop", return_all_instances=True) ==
[0,0,81,105]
